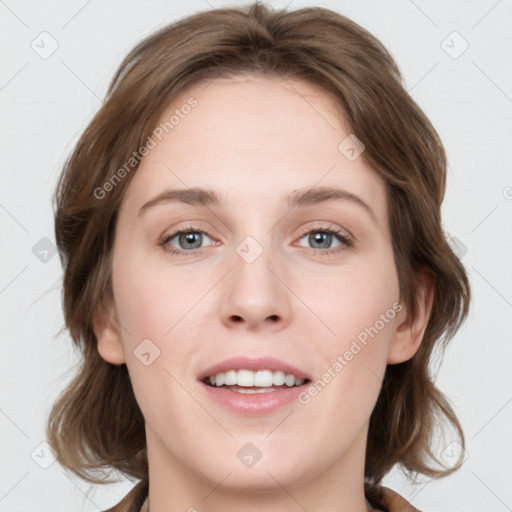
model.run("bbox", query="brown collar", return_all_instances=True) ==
[380,486,423,511]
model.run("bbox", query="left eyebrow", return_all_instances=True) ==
[287,186,377,225]
[138,185,377,225]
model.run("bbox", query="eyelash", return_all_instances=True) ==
[158,223,353,257]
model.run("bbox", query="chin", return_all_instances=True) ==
[193,441,309,490]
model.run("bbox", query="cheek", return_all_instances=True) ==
[294,249,400,409]
[288,259,401,468]
[299,283,399,434]
[295,252,400,346]
[111,252,211,403]
[113,264,203,426]
[112,250,198,342]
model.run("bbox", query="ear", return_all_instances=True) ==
[388,269,435,364]
[92,297,126,365]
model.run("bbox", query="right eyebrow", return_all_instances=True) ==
[138,188,220,217]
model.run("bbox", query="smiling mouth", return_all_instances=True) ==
[199,367,312,414]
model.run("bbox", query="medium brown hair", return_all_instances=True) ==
[46,2,471,509]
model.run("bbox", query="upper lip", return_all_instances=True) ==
[198,356,312,381]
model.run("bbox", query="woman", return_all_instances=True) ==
[47,3,470,511]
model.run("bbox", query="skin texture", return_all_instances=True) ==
[94,73,434,512]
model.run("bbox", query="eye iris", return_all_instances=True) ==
[310,232,331,249]
[179,232,202,250]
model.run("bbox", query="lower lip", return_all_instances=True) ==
[199,381,307,416]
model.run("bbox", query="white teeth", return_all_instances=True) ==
[208,369,306,388]
[236,369,254,387]
[254,370,274,387]
[224,370,237,386]
[273,371,285,386]
[284,374,295,387]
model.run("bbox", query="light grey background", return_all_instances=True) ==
[1,0,511,510]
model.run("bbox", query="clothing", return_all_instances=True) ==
[102,478,422,512]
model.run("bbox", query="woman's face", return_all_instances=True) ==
[96,73,420,499]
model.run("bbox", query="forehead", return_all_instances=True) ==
[120,73,387,221]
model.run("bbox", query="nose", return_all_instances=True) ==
[220,240,291,332]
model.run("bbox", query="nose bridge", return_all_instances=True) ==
[235,233,275,286]
[220,229,290,330]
